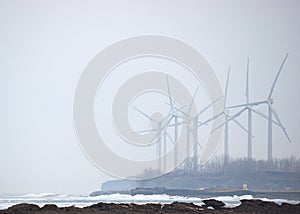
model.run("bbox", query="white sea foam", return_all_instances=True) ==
[0,193,298,210]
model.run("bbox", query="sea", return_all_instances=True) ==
[0,193,299,210]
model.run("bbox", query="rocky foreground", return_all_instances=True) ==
[1,199,299,214]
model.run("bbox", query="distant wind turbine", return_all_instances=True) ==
[173,85,223,171]
[203,67,248,162]
[227,54,291,161]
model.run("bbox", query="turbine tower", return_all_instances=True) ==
[245,59,252,159]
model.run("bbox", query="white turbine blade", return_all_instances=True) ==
[227,103,249,109]
[134,110,174,134]
[250,107,268,120]
[132,105,158,125]
[250,107,280,126]
[197,96,223,117]
[210,122,225,133]
[268,53,288,100]
[211,108,247,133]
[164,101,188,116]
[231,117,249,134]
[224,67,231,107]
[145,131,159,146]
[134,128,158,134]
[197,142,203,151]
[166,133,185,157]
[148,126,166,146]
[198,121,209,127]
[161,108,173,123]
[227,100,266,109]
[187,85,199,114]
[246,58,250,104]
[200,111,225,126]
[137,110,175,144]
[270,106,292,143]
[166,132,175,145]
[161,115,174,131]
[166,74,174,111]
[172,106,191,119]
[166,121,186,128]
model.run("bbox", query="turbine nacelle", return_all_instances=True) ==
[268,99,274,105]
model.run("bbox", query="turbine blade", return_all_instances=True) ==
[246,58,250,104]
[200,111,225,126]
[166,132,185,157]
[268,53,288,100]
[134,128,158,134]
[132,105,158,124]
[173,106,191,119]
[210,122,225,133]
[224,67,231,106]
[152,124,167,145]
[145,129,160,146]
[166,132,175,145]
[187,85,199,114]
[197,96,223,117]
[165,121,186,128]
[227,100,266,109]
[211,108,247,133]
[166,74,174,111]
[197,142,203,151]
[231,117,249,134]
[250,107,280,126]
[163,115,175,129]
[198,120,209,126]
[270,106,292,143]
[164,101,188,115]
[227,103,249,109]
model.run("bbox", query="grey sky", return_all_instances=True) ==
[0,0,299,195]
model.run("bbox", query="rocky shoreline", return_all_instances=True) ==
[1,199,299,213]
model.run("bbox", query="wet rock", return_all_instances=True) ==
[0,201,300,213]
[235,199,281,213]
[202,199,225,209]
[1,204,40,214]
[41,204,59,211]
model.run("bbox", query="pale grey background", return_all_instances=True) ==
[0,0,299,195]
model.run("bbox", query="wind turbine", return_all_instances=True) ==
[226,54,291,161]
[229,59,255,159]
[203,67,248,163]
[265,54,292,161]
[175,94,223,171]
[131,105,168,172]
[133,74,185,171]
[165,75,180,167]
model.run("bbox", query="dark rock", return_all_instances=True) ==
[202,199,225,209]
[88,202,110,211]
[59,205,81,212]
[41,204,59,211]
[1,201,300,213]
[235,199,281,213]
[7,203,40,213]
